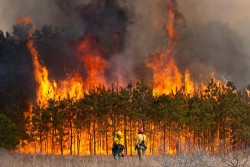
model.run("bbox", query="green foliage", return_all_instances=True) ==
[23,80,250,154]
[0,113,20,150]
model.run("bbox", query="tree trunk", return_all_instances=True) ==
[93,121,96,155]
[39,131,42,154]
[105,124,108,155]
[231,125,236,151]
[130,118,133,155]
[70,120,73,155]
[163,121,166,154]
[77,130,81,155]
[177,123,181,154]
[124,113,127,155]
[60,131,63,155]
[51,129,55,154]
[88,122,92,155]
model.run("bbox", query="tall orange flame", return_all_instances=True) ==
[246,89,250,97]
[18,17,55,105]
[77,33,109,88]
[146,0,195,95]
[19,6,227,154]
[19,17,84,106]
[27,35,55,105]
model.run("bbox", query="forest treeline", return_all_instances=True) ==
[0,24,249,154]
[21,80,250,155]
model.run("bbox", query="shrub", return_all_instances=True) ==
[0,113,20,150]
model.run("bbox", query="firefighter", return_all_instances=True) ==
[112,131,124,160]
[135,127,147,160]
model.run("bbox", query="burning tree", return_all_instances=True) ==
[0,0,249,155]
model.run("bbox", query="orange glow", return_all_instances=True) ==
[146,0,196,95]
[17,17,31,24]
[184,70,195,95]
[77,33,109,88]
[246,89,250,97]
[20,18,111,155]
[20,18,86,106]
[55,73,84,100]
[19,0,227,154]
[27,33,55,105]
[147,52,183,95]
[17,17,55,106]
[211,72,223,87]
[26,25,85,106]
[166,4,176,40]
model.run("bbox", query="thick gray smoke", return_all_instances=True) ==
[0,0,129,115]
[122,0,250,88]
[118,0,168,82]
[0,0,250,88]
[176,0,250,88]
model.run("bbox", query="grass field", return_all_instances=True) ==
[0,149,249,167]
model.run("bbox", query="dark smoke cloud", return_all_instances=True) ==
[175,0,250,88]
[0,0,130,124]
[1,0,250,128]
[176,21,250,88]
[0,0,130,83]
[122,0,250,88]
[1,0,250,89]
[54,0,78,15]
[118,0,168,82]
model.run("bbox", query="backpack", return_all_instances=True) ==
[136,134,147,151]
[112,137,124,154]
[139,134,145,146]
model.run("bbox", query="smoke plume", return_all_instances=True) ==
[0,0,250,95]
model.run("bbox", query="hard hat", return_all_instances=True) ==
[138,127,143,133]
[117,131,122,137]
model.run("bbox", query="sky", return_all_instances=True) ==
[1,0,250,32]
[1,0,250,88]
[177,0,250,29]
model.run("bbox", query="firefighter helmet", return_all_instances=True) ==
[138,127,143,133]
[116,131,122,137]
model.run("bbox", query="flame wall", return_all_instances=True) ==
[0,0,250,155]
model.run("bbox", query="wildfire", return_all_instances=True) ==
[146,0,195,95]
[246,90,250,98]
[17,0,229,156]
[55,72,84,100]
[27,34,55,105]
[18,17,85,106]
[77,33,109,88]
[17,17,54,105]
[184,70,195,94]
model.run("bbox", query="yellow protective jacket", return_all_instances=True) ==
[113,136,124,145]
[135,133,146,146]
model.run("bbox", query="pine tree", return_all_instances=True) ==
[0,113,20,150]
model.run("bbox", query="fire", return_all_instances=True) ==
[55,73,84,100]
[18,0,228,155]
[246,89,250,97]
[146,0,195,95]
[27,34,55,105]
[17,17,31,24]
[77,33,109,88]
[184,70,195,94]
[19,17,85,106]
[17,17,55,105]
[147,52,182,95]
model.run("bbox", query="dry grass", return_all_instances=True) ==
[0,149,249,167]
